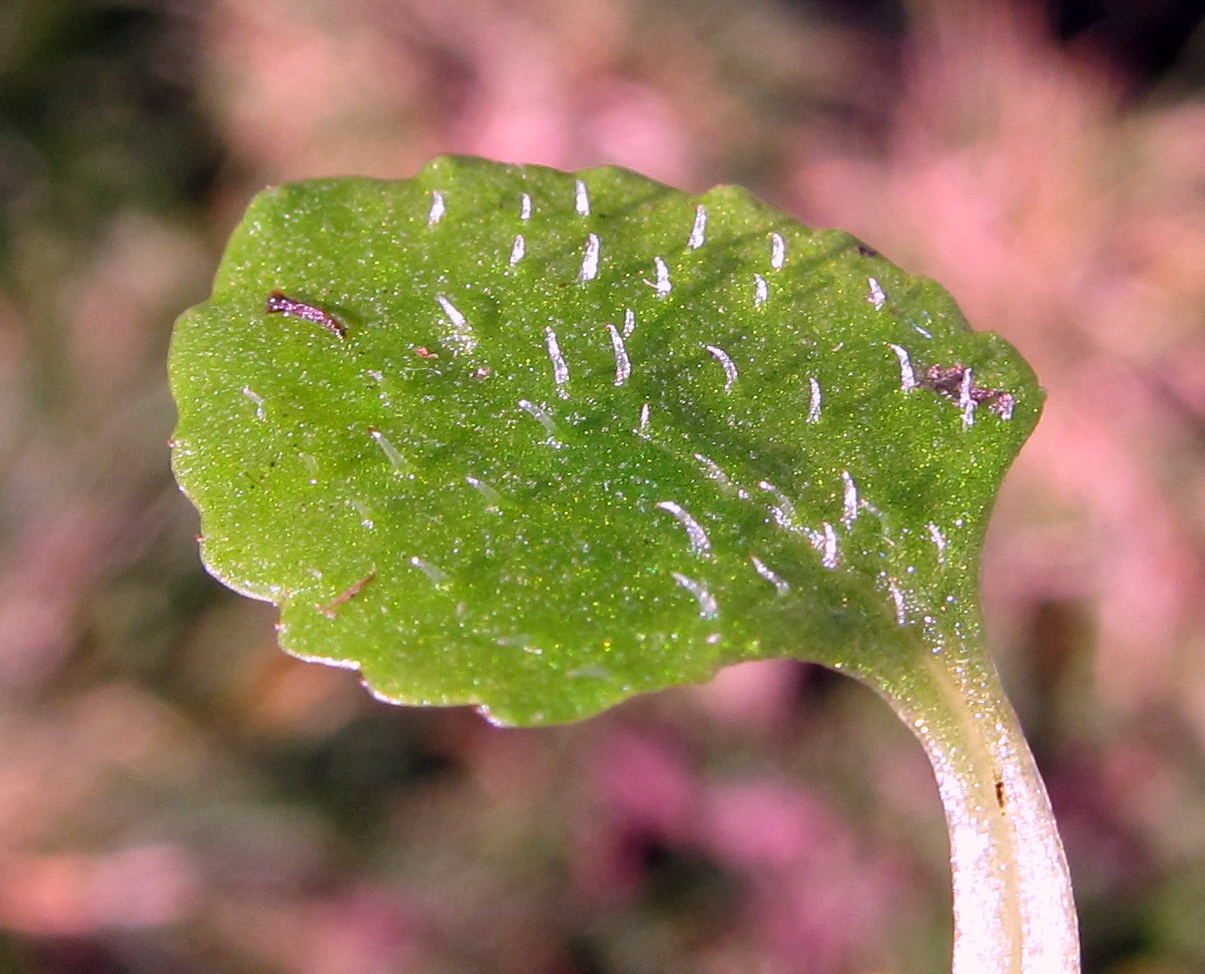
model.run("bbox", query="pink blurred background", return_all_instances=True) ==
[3,0,1205,970]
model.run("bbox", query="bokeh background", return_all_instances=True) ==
[3,0,1205,970]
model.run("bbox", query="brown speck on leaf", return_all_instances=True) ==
[265,290,347,339]
[918,364,1016,417]
[320,569,377,619]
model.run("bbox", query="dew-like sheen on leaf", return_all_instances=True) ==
[169,156,1041,725]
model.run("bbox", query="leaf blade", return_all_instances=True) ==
[170,156,1041,724]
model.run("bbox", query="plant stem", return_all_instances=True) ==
[863,653,1080,974]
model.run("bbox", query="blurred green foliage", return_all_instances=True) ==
[0,0,221,257]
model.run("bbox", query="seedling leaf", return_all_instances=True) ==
[169,156,1041,725]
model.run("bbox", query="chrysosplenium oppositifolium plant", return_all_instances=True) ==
[169,157,1079,973]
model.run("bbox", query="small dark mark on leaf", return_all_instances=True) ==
[995,779,1006,809]
[918,364,1016,417]
[856,244,881,258]
[265,290,347,339]
[321,569,377,619]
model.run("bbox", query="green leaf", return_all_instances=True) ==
[169,155,1041,726]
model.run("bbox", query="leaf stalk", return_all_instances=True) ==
[863,654,1080,973]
